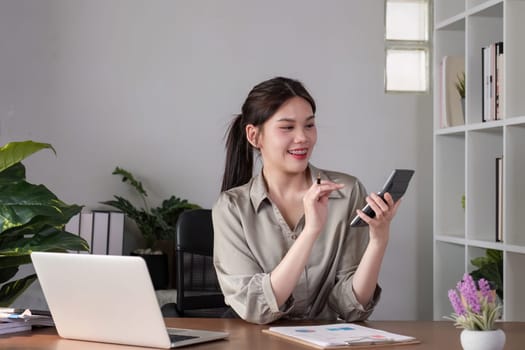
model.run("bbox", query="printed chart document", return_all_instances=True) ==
[263,323,419,349]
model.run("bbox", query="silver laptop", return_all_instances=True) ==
[31,252,228,348]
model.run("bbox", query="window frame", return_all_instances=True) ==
[384,0,433,94]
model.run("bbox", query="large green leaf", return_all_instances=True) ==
[0,274,37,307]
[0,181,82,234]
[0,228,89,254]
[0,163,25,185]
[1,206,82,240]
[0,141,55,173]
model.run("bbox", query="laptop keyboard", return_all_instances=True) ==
[169,334,199,343]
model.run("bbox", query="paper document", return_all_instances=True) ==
[264,323,418,348]
[0,308,54,335]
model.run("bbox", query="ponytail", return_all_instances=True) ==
[221,114,253,192]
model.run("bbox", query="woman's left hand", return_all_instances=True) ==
[356,192,401,243]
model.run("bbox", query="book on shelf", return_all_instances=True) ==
[107,211,125,255]
[71,211,125,255]
[495,156,503,242]
[91,211,110,255]
[440,55,465,128]
[482,42,504,122]
[495,42,504,120]
[263,323,419,349]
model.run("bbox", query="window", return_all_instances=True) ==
[385,0,431,93]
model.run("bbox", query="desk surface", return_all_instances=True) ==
[1,318,524,349]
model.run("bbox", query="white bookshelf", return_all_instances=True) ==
[433,0,525,321]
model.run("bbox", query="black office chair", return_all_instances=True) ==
[161,209,228,317]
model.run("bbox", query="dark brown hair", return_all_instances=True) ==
[220,77,316,192]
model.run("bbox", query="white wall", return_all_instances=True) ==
[0,0,433,320]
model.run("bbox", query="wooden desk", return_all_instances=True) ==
[1,318,524,349]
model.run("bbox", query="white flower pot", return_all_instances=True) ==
[460,329,506,350]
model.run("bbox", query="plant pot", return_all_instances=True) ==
[131,252,169,290]
[154,239,176,289]
[460,329,505,350]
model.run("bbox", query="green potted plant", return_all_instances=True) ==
[0,140,89,306]
[101,167,199,289]
[470,249,503,301]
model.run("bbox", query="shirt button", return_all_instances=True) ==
[291,234,297,240]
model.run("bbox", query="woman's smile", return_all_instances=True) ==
[288,148,309,160]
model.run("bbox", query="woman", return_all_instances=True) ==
[212,77,401,324]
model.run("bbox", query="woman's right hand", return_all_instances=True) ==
[269,179,344,306]
[302,180,344,237]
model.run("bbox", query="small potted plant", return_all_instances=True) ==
[447,273,505,350]
[101,167,199,289]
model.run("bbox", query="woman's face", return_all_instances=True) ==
[249,96,317,176]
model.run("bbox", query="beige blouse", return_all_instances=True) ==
[212,164,381,324]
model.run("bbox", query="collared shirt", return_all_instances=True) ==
[212,164,381,324]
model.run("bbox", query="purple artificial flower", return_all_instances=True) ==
[447,273,501,330]
[448,289,465,316]
[478,278,494,303]
[459,273,481,314]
